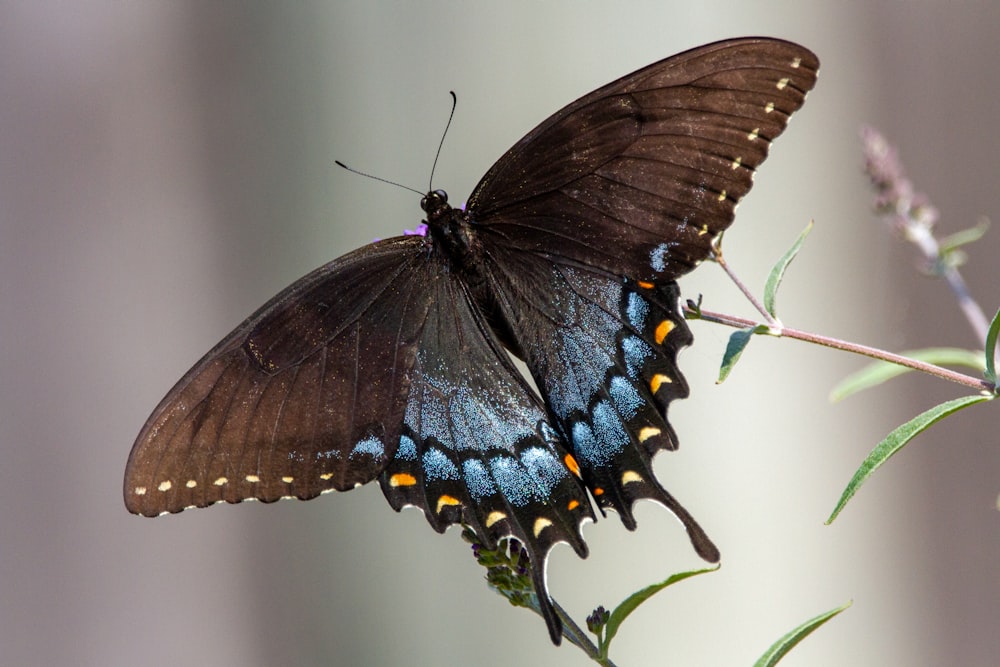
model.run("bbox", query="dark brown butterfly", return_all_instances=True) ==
[125,37,818,643]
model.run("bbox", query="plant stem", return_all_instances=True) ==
[551,598,618,666]
[685,303,995,393]
[713,248,780,328]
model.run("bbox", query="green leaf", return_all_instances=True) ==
[827,394,993,523]
[718,325,768,383]
[939,219,989,254]
[753,602,852,667]
[763,221,813,318]
[600,565,718,658]
[985,307,1000,384]
[830,347,986,402]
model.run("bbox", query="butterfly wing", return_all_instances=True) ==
[378,259,595,643]
[468,37,819,281]
[125,234,593,641]
[125,236,434,515]
[480,250,718,561]
[462,38,817,558]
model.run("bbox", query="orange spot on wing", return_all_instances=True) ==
[563,453,581,477]
[389,473,417,488]
[650,373,672,394]
[436,494,461,513]
[654,319,675,344]
[637,280,655,289]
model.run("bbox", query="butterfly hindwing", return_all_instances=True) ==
[480,249,717,560]
[469,38,818,282]
[124,237,433,515]
[374,261,596,642]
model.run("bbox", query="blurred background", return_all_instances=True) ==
[2,2,998,665]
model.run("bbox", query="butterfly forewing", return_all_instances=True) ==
[468,38,818,282]
[125,237,432,515]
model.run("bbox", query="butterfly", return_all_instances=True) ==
[125,37,818,644]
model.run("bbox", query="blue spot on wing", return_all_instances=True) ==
[397,434,417,460]
[462,459,498,500]
[571,400,630,468]
[650,243,670,272]
[423,449,460,481]
[520,447,566,497]
[609,376,642,419]
[626,292,649,329]
[350,436,384,460]
[621,335,653,378]
[489,456,540,507]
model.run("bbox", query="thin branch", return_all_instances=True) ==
[686,302,995,394]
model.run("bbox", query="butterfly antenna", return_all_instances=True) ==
[334,160,424,196]
[428,91,457,190]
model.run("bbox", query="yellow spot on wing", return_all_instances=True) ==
[791,57,802,68]
[717,189,727,202]
[486,511,507,528]
[655,319,675,344]
[185,480,197,489]
[245,475,260,483]
[622,470,644,485]
[389,472,417,488]
[776,77,789,90]
[134,486,147,496]
[436,495,461,513]
[281,476,294,484]
[638,426,661,443]
[650,373,672,394]
[533,517,553,537]
[157,480,172,492]
[731,156,742,170]
[563,453,581,477]
[747,127,760,141]
[319,473,333,481]
[765,102,775,114]
[213,477,228,486]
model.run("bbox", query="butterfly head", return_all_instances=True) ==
[420,189,450,217]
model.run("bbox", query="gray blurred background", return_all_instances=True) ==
[2,2,998,665]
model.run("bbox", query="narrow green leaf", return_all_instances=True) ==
[600,565,718,657]
[827,394,993,523]
[753,602,852,667]
[985,307,1000,384]
[718,329,754,383]
[763,220,813,318]
[829,347,986,402]
[717,325,769,383]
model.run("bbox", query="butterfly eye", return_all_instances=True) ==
[420,189,449,214]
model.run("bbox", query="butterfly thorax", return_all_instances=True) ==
[422,189,474,256]
[420,188,526,357]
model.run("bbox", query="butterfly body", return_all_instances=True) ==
[126,38,818,643]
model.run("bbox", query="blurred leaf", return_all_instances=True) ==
[753,602,852,667]
[600,565,719,658]
[827,394,993,523]
[939,218,989,254]
[985,308,1000,384]
[830,347,985,402]
[764,221,813,318]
